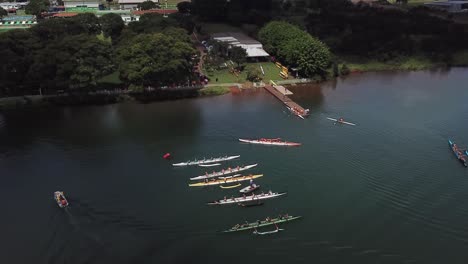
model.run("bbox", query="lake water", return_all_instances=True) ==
[1,69,468,264]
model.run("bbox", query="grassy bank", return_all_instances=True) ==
[204,62,282,84]
[344,56,437,72]
[0,95,48,110]
[198,86,231,96]
[343,53,468,72]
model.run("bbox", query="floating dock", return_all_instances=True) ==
[263,85,308,118]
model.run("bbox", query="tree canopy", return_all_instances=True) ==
[0,8,7,20]
[138,0,158,10]
[116,33,197,90]
[229,46,247,68]
[25,0,50,18]
[177,1,192,13]
[0,10,200,97]
[99,13,125,41]
[259,21,331,77]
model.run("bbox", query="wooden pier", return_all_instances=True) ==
[264,85,309,117]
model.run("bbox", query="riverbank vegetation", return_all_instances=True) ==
[198,86,230,96]
[0,12,199,98]
[192,0,468,78]
[2,0,468,104]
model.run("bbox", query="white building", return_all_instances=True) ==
[0,2,28,10]
[118,0,159,10]
[63,0,100,10]
[211,32,270,59]
[424,0,468,12]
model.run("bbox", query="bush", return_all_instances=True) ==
[246,66,263,82]
[341,64,350,75]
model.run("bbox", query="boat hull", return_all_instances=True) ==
[223,216,301,233]
[239,184,260,194]
[448,140,467,167]
[238,139,301,146]
[190,164,258,181]
[173,155,240,167]
[54,191,69,208]
[208,192,286,205]
[189,174,263,187]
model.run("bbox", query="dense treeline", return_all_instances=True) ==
[193,0,468,64]
[0,13,198,97]
[305,1,468,61]
[259,21,331,77]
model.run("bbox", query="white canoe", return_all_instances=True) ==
[239,139,301,147]
[239,184,260,194]
[207,192,286,205]
[326,117,356,126]
[190,164,258,181]
[173,155,240,166]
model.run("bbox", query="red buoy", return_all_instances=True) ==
[163,153,171,160]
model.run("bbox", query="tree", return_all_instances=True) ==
[340,64,350,75]
[246,66,262,82]
[99,13,125,41]
[138,0,157,10]
[0,29,39,95]
[281,35,331,76]
[25,0,50,18]
[117,33,196,89]
[70,13,101,35]
[258,21,305,55]
[177,1,192,13]
[0,8,7,20]
[259,21,331,77]
[229,46,247,68]
[28,34,114,91]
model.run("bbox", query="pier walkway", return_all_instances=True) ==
[263,85,308,117]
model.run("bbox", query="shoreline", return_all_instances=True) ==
[1,65,466,111]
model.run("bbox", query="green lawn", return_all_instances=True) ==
[99,71,122,84]
[204,62,283,84]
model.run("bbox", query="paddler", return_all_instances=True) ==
[338,117,344,122]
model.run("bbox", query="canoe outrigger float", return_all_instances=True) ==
[172,155,240,167]
[448,139,467,167]
[190,164,258,181]
[223,215,301,233]
[208,191,286,205]
[238,138,301,147]
[189,174,263,187]
[54,191,69,208]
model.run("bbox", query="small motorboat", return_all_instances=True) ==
[239,184,260,194]
[54,191,69,208]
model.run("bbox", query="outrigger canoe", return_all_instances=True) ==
[448,139,467,167]
[223,215,301,233]
[190,164,258,181]
[208,191,286,205]
[326,117,356,126]
[173,155,240,167]
[189,174,263,187]
[54,191,69,208]
[239,138,301,147]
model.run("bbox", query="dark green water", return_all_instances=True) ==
[1,69,468,264]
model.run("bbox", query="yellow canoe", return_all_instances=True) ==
[189,174,263,187]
